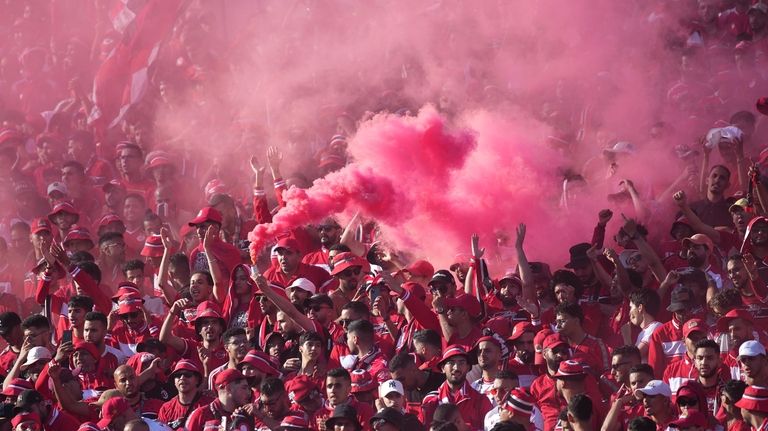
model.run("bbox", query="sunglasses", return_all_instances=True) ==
[677,397,697,407]
[611,361,630,370]
[339,268,362,278]
[175,371,196,379]
[339,319,352,327]
[120,312,140,319]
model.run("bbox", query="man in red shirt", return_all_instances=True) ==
[433,293,482,350]
[421,345,492,431]
[188,207,242,287]
[602,346,645,431]
[0,311,22,375]
[334,319,390,383]
[115,143,154,201]
[735,385,768,430]
[302,217,342,268]
[530,332,571,431]
[328,252,367,313]
[158,359,214,427]
[506,322,538,388]
[14,389,82,431]
[185,369,252,431]
[663,318,708,394]
[648,286,698,379]
[263,237,332,292]
[634,380,677,430]
[554,302,610,373]
[113,364,165,420]
[309,368,375,431]
[109,293,161,357]
[718,309,768,379]
[388,281,441,354]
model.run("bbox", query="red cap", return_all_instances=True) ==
[508,322,536,342]
[30,217,52,234]
[669,411,708,429]
[275,237,301,253]
[126,352,157,376]
[0,378,33,396]
[188,206,223,226]
[192,301,226,331]
[98,397,130,428]
[116,293,144,315]
[542,333,568,351]
[48,201,79,221]
[237,350,280,376]
[63,226,93,246]
[140,234,164,257]
[472,335,503,352]
[213,368,246,388]
[403,260,434,278]
[682,234,714,251]
[437,345,475,368]
[72,341,99,361]
[168,359,203,380]
[330,252,367,276]
[534,328,555,366]
[111,282,141,302]
[204,179,227,200]
[146,156,174,170]
[717,309,754,333]
[279,413,310,429]
[97,214,123,229]
[12,412,41,428]
[102,180,125,193]
[350,369,378,393]
[401,282,426,301]
[553,360,587,378]
[443,294,482,319]
[736,385,768,412]
[682,318,708,339]
[286,375,319,403]
[484,317,513,339]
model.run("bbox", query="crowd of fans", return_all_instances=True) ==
[3,1,768,431]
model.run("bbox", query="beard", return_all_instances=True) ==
[687,254,704,268]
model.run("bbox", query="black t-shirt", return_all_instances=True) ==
[689,198,734,228]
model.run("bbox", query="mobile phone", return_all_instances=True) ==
[370,286,381,304]
[61,330,72,345]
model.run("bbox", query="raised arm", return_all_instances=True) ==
[699,137,710,199]
[249,155,272,224]
[339,212,367,257]
[156,227,178,306]
[159,299,191,354]
[515,224,536,305]
[673,190,721,244]
[624,180,649,221]
[267,146,287,208]
[254,276,314,333]
[48,363,93,418]
[3,339,31,391]
[622,216,667,283]
[203,226,227,303]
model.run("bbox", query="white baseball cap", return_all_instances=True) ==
[634,380,671,398]
[379,379,405,398]
[46,182,68,196]
[739,340,767,360]
[288,278,317,295]
[21,347,52,370]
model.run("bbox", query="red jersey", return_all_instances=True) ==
[335,347,391,383]
[541,301,603,337]
[310,398,375,431]
[110,317,162,357]
[569,334,611,373]
[158,393,215,424]
[448,326,483,351]
[647,318,687,379]
[185,399,232,431]
[421,380,493,431]
[663,354,696,395]
[0,346,18,375]
[394,288,441,353]
[43,407,83,431]
[180,338,228,380]
[263,262,333,292]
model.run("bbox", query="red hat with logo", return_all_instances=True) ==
[274,237,301,253]
[168,359,204,380]
[63,226,93,247]
[126,352,159,377]
[30,217,52,234]
[192,301,226,332]
[682,318,708,339]
[350,369,378,393]
[443,294,482,319]
[237,350,280,376]
[286,375,319,404]
[97,214,124,230]
[11,412,41,428]
[213,368,246,389]
[116,293,144,315]
[146,155,174,171]
[277,412,310,430]
[97,397,130,428]
[508,322,536,342]
[140,234,164,257]
[398,282,426,301]
[402,260,434,278]
[0,377,32,396]
[534,328,555,366]
[111,282,141,302]
[717,309,754,333]
[736,385,768,412]
[542,333,568,351]
[553,360,587,379]
[330,252,368,276]
[188,207,223,226]
[437,345,476,368]
[48,201,79,222]
[72,341,99,361]
[502,388,535,417]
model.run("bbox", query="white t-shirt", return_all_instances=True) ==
[636,321,662,346]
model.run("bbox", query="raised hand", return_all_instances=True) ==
[515,223,526,249]
[160,227,173,250]
[267,146,282,172]
[621,214,638,238]
[598,209,613,226]
[50,242,70,267]
[203,225,216,250]
[603,248,619,263]
[471,233,485,259]
[673,190,687,208]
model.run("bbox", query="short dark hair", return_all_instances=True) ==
[496,369,518,381]
[62,160,85,175]
[259,377,284,396]
[413,329,442,350]
[85,312,108,327]
[70,251,95,264]
[567,394,593,422]
[629,363,654,377]
[710,164,731,180]
[191,271,213,285]
[327,368,351,383]
[340,301,370,318]
[708,288,743,313]
[730,110,756,126]
[389,352,415,372]
[555,302,584,324]
[694,339,719,354]
[68,295,94,311]
[299,331,323,346]
[122,259,145,275]
[611,345,641,362]
[21,314,50,331]
[628,289,661,317]
[723,379,747,402]
[550,270,584,298]
[222,328,246,344]
[433,404,459,423]
[347,319,374,340]
[169,253,189,268]
[628,417,657,431]
[76,261,102,284]
[328,244,351,253]
[99,232,125,247]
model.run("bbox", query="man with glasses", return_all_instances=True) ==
[98,232,128,286]
[110,293,160,356]
[187,207,241,286]
[207,328,249,390]
[634,380,676,430]
[158,360,212,428]
[421,345,491,430]
[303,217,343,269]
[329,252,367,314]
[114,143,154,200]
[263,237,332,294]
[306,294,343,341]
[602,345,643,431]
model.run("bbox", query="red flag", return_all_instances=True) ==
[90,0,185,129]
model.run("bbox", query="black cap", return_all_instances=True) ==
[16,390,43,409]
[326,404,360,429]
[0,312,20,336]
[565,243,591,269]
[370,407,404,428]
[428,270,454,286]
